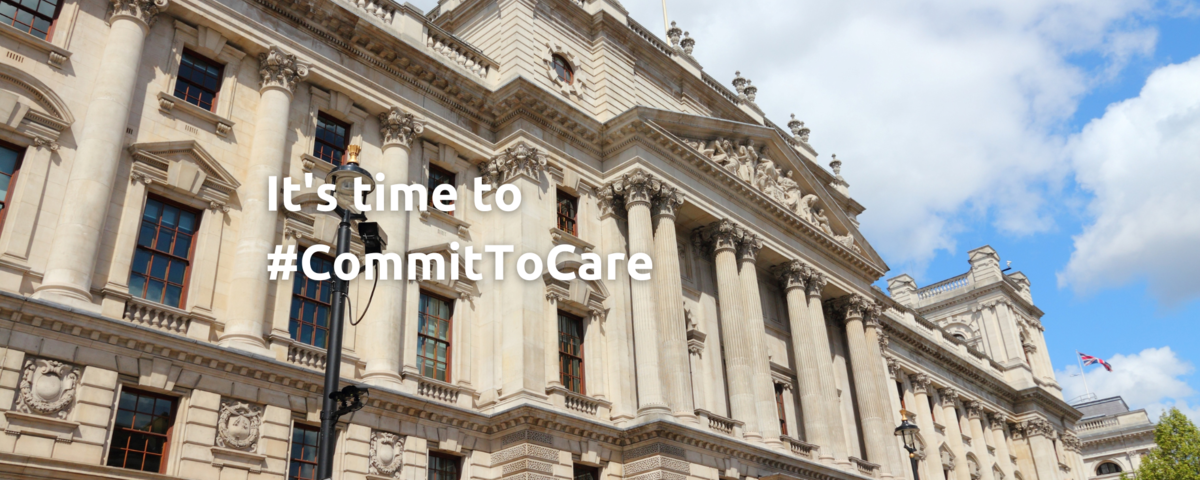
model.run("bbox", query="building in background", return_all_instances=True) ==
[0,0,1086,479]
[1072,397,1156,479]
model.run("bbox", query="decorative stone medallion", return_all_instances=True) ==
[369,431,405,477]
[14,358,79,419]
[216,400,263,451]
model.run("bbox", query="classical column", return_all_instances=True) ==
[360,108,423,388]
[839,295,893,477]
[737,232,783,448]
[777,261,833,460]
[612,171,669,416]
[1018,420,1065,480]
[693,220,759,440]
[651,186,696,422]
[910,375,941,480]
[597,189,636,422]
[805,272,850,466]
[35,0,168,304]
[864,311,903,477]
[939,389,971,480]
[965,402,992,479]
[219,46,309,354]
[988,413,1015,480]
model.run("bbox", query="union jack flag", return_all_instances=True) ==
[1080,352,1113,372]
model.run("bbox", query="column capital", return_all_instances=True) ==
[692,219,743,255]
[964,400,983,419]
[938,387,959,406]
[988,412,1008,430]
[108,0,167,29]
[481,142,549,188]
[804,271,827,298]
[736,231,762,263]
[610,170,660,208]
[885,355,899,379]
[772,260,808,292]
[911,373,932,394]
[258,45,310,95]
[380,107,424,148]
[835,293,873,323]
[651,184,684,219]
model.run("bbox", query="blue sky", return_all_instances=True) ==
[412,0,1200,420]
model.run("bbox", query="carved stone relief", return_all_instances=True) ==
[216,399,263,451]
[14,358,80,419]
[369,430,405,477]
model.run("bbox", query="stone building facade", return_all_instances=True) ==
[1072,397,1155,479]
[0,0,1085,479]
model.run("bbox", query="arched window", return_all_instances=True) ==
[552,55,574,84]
[1096,462,1122,475]
[953,333,967,342]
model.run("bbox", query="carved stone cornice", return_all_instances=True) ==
[480,142,549,188]
[773,260,807,292]
[691,219,743,255]
[651,184,684,219]
[108,0,168,27]
[379,107,424,148]
[258,45,310,94]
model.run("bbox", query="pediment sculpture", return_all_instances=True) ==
[216,400,263,451]
[369,431,405,477]
[15,358,79,419]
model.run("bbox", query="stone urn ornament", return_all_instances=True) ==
[15,358,79,419]
[369,431,405,477]
[216,401,263,451]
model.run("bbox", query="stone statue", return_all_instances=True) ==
[813,207,833,235]
[797,194,819,223]
[734,142,756,183]
[779,171,802,211]
[754,158,782,200]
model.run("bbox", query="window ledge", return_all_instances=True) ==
[419,208,470,238]
[0,24,69,68]
[3,411,80,443]
[156,92,235,137]
[549,227,593,252]
[300,153,336,179]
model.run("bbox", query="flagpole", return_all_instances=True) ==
[1076,350,1091,396]
[662,0,670,37]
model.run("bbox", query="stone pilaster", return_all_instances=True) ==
[838,295,893,477]
[693,219,759,440]
[34,0,167,305]
[361,107,423,389]
[651,186,696,422]
[736,232,782,448]
[610,170,669,416]
[220,46,309,354]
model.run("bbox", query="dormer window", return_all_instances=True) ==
[552,55,574,85]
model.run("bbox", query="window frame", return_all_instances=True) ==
[313,111,351,166]
[552,54,574,85]
[774,383,788,436]
[573,464,600,480]
[290,250,334,349]
[1095,462,1122,475]
[0,0,64,41]
[106,387,179,474]
[289,422,321,480]
[427,451,462,480]
[129,195,201,309]
[427,163,457,216]
[0,139,24,235]
[556,189,578,235]
[172,48,224,112]
[417,291,454,382]
[558,310,585,394]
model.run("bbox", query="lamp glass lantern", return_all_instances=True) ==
[895,415,920,452]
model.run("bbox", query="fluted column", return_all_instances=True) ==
[805,272,850,465]
[1019,420,1065,480]
[910,375,941,480]
[651,187,696,422]
[939,389,971,480]
[613,171,669,416]
[864,312,903,477]
[35,0,167,304]
[965,402,992,479]
[219,46,309,354]
[988,413,1015,480]
[736,232,783,448]
[840,295,893,477]
[693,220,759,440]
[361,108,423,388]
[777,261,833,461]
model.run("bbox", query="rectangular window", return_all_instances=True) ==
[130,197,199,309]
[289,423,320,480]
[173,50,223,112]
[313,112,349,166]
[558,311,585,394]
[106,388,177,474]
[427,164,456,215]
[418,292,453,381]
[928,396,937,421]
[290,253,333,349]
[775,383,788,436]
[897,381,906,409]
[556,189,578,235]
[428,452,461,480]
[0,0,61,40]
[574,464,600,480]
[0,142,23,234]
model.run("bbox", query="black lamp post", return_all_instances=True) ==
[895,414,921,480]
[315,145,385,480]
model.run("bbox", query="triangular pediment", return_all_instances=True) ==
[128,140,241,198]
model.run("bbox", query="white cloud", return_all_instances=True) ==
[1059,54,1200,304]
[1057,347,1198,419]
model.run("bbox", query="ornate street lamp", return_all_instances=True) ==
[316,145,385,480]
[895,414,921,480]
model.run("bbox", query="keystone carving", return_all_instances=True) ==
[369,431,405,477]
[216,400,263,451]
[15,358,79,419]
[258,45,310,93]
[379,107,424,147]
